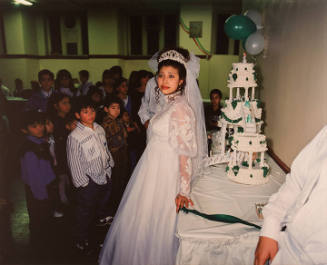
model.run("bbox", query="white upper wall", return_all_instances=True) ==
[243,0,327,165]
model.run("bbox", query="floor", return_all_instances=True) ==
[0,177,109,265]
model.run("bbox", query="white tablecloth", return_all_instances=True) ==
[176,155,286,265]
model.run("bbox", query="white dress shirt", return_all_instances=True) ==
[138,77,165,125]
[67,122,114,188]
[261,125,327,264]
[80,81,93,96]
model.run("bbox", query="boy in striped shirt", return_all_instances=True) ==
[67,96,114,252]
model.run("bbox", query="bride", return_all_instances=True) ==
[99,47,207,265]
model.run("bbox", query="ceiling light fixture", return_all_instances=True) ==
[13,0,34,6]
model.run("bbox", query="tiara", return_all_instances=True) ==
[158,50,187,67]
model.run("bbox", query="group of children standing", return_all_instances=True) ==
[19,66,152,254]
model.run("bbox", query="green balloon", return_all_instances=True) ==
[224,15,257,40]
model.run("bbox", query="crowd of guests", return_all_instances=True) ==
[0,64,225,259]
[1,66,154,256]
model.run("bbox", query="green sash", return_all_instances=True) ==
[181,207,261,230]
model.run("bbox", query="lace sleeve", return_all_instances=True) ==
[169,101,197,197]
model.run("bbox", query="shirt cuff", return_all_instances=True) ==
[139,114,150,125]
[260,217,282,242]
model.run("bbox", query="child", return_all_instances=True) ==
[25,69,55,112]
[87,85,106,124]
[55,69,80,98]
[99,69,115,100]
[19,111,56,250]
[66,96,114,252]
[130,70,153,163]
[44,117,56,166]
[121,110,140,172]
[79,70,93,96]
[43,115,66,218]
[109,65,122,80]
[205,89,222,131]
[48,93,72,207]
[65,112,78,132]
[87,86,104,108]
[115,77,132,116]
[102,97,129,216]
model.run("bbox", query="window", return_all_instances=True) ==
[130,16,143,55]
[164,15,177,49]
[234,40,240,55]
[81,13,89,55]
[0,14,6,54]
[216,14,230,54]
[215,14,240,55]
[47,13,88,56]
[129,13,178,56]
[146,16,160,55]
[48,15,62,55]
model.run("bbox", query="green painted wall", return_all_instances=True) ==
[88,9,119,54]
[177,4,239,98]
[22,12,38,55]
[3,10,25,54]
[0,58,39,92]
[60,16,83,56]
[35,15,47,55]
[179,5,213,54]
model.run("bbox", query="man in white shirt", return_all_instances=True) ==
[138,77,165,129]
[254,126,327,265]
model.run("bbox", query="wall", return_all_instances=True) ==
[3,10,24,54]
[179,5,213,54]
[243,0,327,166]
[60,16,83,56]
[0,58,39,89]
[88,9,119,55]
[22,12,38,55]
[0,6,239,99]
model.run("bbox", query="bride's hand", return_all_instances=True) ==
[175,194,194,213]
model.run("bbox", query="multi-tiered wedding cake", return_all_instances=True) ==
[215,54,269,185]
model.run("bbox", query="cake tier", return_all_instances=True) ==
[220,100,262,126]
[227,62,257,88]
[231,133,267,152]
[227,166,269,185]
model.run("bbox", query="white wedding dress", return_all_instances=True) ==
[99,95,197,265]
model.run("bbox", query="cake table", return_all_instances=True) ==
[176,155,286,265]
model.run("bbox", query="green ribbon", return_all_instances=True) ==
[221,112,242,124]
[181,207,261,230]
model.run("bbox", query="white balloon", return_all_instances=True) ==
[245,31,264,55]
[244,9,263,29]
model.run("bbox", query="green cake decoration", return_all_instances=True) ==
[232,165,240,176]
[237,127,244,133]
[262,167,269,177]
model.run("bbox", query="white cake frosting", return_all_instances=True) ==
[226,133,269,185]
[211,53,270,185]
[227,165,269,185]
[227,55,257,89]
[231,133,267,152]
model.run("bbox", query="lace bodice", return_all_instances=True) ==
[149,96,197,197]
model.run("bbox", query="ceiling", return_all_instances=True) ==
[0,0,242,12]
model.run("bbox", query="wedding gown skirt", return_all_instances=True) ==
[99,108,181,265]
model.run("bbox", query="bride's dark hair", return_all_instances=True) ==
[155,47,190,103]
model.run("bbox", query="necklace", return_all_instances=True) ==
[166,90,182,103]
